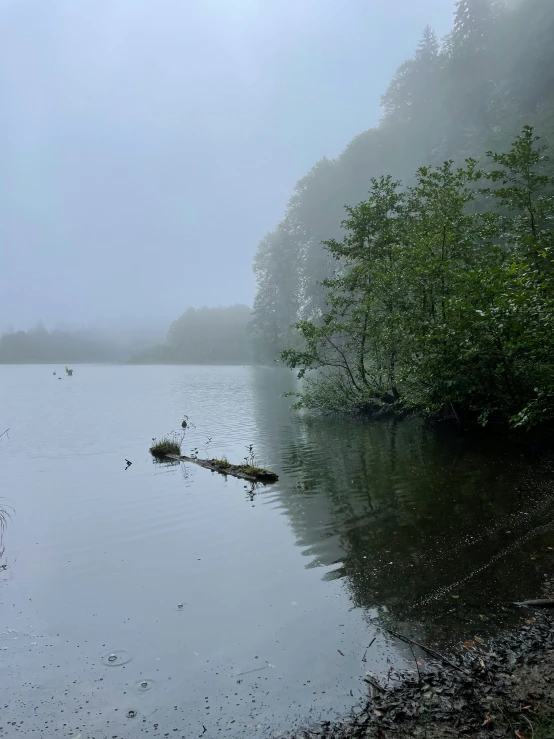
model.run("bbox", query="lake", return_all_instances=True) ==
[1,364,554,738]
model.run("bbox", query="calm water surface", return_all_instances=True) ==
[1,365,554,738]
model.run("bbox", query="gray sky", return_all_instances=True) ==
[0,0,453,330]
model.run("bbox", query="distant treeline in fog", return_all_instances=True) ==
[0,307,253,365]
[130,305,253,364]
[0,323,163,364]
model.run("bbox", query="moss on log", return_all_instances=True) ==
[165,454,278,484]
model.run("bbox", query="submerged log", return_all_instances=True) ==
[165,454,279,484]
[515,598,554,608]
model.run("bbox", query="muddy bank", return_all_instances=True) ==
[285,611,554,739]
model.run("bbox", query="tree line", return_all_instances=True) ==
[1,307,254,365]
[250,0,554,426]
[250,0,554,356]
[0,324,121,363]
[282,127,554,427]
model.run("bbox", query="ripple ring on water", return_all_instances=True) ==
[133,679,156,694]
[101,649,133,667]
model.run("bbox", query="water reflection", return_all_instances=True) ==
[249,370,554,645]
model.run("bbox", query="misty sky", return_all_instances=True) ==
[0,0,454,330]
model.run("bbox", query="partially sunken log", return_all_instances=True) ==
[165,454,279,484]
[515,598,554,608]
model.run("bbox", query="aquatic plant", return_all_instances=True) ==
[244,444,256,467]
[210,456,231,468]
[149,434,182,458]
[208,456,277,482]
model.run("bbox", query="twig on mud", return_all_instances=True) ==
[381,627,472,678]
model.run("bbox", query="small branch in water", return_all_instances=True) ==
[362,637,376,663]
[381,627,471,677]
[0,429,9,441]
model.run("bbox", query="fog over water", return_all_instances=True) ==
[0,0,452,330]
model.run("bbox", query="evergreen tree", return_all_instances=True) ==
[250,228,302,361]
[416,25,439,64]
[445,0,501,133]
[502,0,554,111]
[381,26,440,127]
[452,0,499,52]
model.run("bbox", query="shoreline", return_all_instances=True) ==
[286,610,554,739]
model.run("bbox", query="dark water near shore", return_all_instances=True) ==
[1,365,554,738]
